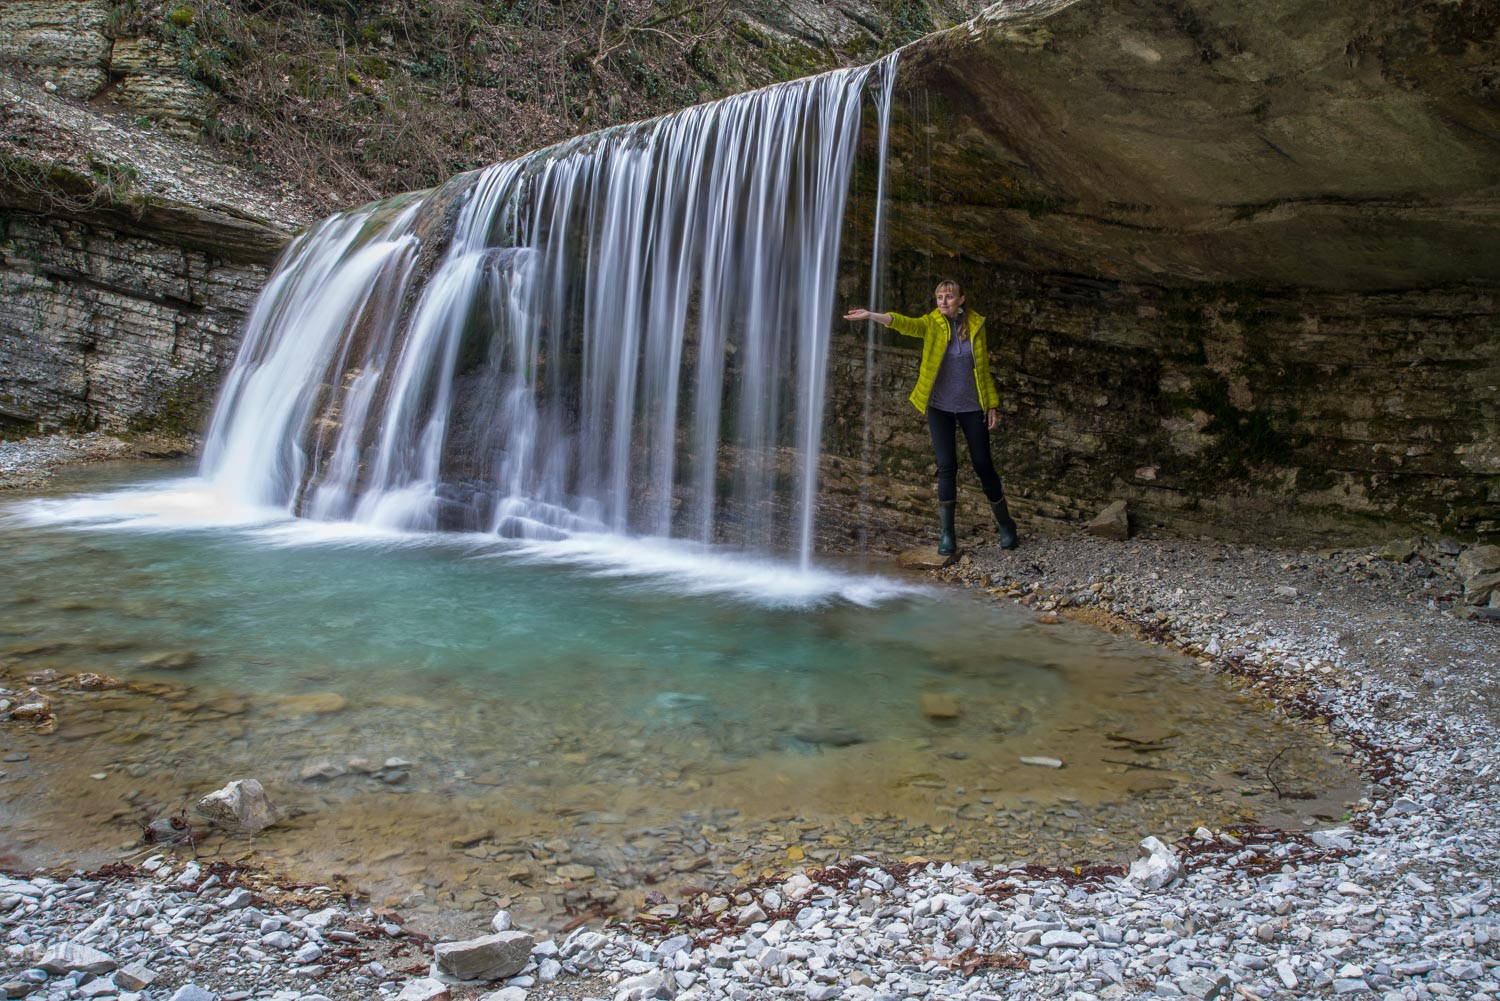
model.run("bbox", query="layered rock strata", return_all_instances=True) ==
[826,0,1499,543]
[0,70,300,434]
[0,0,209,133]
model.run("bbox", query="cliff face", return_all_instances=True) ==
[0,71,300,434]
[825,0,1499,543]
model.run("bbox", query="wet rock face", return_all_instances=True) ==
[828,0,1499,544]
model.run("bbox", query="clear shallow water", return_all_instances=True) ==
[0,466,1362,933]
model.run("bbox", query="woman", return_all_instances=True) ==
[844,279,1019,554]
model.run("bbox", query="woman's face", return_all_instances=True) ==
[935,287,965,318]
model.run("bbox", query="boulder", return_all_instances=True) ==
[1085,501,1130,541]
[195,779,279,833]
[432,931,534,981]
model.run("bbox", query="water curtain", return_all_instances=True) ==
[202,56,898,566]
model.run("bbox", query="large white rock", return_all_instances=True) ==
[1128,835,1183,891]
[195,778,279,833]
[433,931,535,981]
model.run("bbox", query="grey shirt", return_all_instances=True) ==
[926,316,982,413]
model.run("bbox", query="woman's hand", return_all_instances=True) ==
[843,307,892,325]
[986,408,999,430]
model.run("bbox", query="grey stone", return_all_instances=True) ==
[614,971,672,1001]
[1085,501,1130,541]
[655,935,694,958]
[475,990,528,1001]
[112,966,156,992]
[1176,973,1229,1000]
[196,779,279,833]
[1447,961,1483,980]
[433,931,534,981]
[1377,539,1419,562]
[1311,829,1354,851]
[38,943,117,975]
[1128,836,1182,891]
[1457,546,1500,604]
[221,888,254,910]
[1040,930,1089,950]
[167,987,218,1001]
[394,980,449,1001]
[737,903,768,925]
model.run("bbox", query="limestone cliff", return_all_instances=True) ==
[825,0,1499,543]
[0,70,302,433]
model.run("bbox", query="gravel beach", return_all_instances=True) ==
[0,434,195,491]
[3,442,1498,1001]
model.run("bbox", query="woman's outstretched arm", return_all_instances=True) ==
[843,307,892,326]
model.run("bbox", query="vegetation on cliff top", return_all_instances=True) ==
[107,0,985,214]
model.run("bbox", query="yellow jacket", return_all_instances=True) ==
[889,309,1000,413]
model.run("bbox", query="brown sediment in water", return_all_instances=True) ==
[0,612,1365,938]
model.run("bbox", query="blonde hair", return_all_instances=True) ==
[935,279,964,298]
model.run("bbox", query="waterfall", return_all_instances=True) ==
[202,56,898,567]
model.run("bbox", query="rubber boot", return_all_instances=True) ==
[938,501,957,556]
[990,497,1019,550]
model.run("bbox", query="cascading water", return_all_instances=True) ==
[201,57,899,567]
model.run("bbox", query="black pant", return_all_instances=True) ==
[927,407,1004,504]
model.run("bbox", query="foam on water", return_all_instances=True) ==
[5,476,282,532]
[4,475,914,609]
[500,532,919,608]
